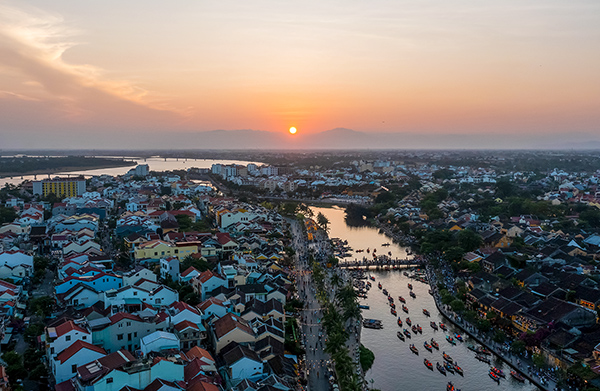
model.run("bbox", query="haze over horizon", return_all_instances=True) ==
[1,1,600,149]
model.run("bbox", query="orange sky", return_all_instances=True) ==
[1,0,600,148]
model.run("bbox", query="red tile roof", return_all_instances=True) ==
[54,320,89,337]
[213,313,254,339]
[56,340,106,364]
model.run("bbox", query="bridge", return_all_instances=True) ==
[337,258,423,269]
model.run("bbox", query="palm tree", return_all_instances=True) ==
[331,273,342,288]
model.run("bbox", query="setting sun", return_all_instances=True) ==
[289,127,297,135]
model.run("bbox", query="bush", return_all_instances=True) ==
[359,344,375,372]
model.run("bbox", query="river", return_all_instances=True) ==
[0,157,262,187]
[310,205,539,391]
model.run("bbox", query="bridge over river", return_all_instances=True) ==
[338,258,423,269]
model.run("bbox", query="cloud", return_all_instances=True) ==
[0,2,184,121]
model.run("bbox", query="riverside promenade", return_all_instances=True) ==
[425,263,558,391]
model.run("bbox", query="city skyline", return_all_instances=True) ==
[1,0,600,149]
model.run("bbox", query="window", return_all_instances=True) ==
[117,334,124,340]
[134,332,137,337]
[118,323,123,328]
[106,378,113,384]
[82,336,87,340]
[126,321,131,326]
[65,336,71,341]
[128,333,132,341]
[72,364,77,373]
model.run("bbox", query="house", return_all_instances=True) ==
[57,283,101,309]
[52,340,106,383]
[222,344,264,383]
[192,271,228,300]
[241,298,285,323]
[160,256,180,281]
[212,313,256,353]
[90,312,169,353]
[173,320,203,350]
[180,266,202,283]
[123,266,157,286]
[198,297,228,321]
[45,320,91,359]
[140,331,180,355]
[55,273,123,295]
[186,346,217,374]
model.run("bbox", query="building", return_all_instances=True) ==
[33,177,86,197]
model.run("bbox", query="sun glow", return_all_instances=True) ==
[289,126,297,134]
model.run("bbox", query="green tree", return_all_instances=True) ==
[510,340,526,355]
[316,212,330,232]
[457,229,483,252]
[450,299,465,312]
[29,296,54,318]
[175,214,193,231]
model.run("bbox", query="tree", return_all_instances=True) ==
[450,299,465,312]
[493,330,506,343]
[175,215,193,231]
[510,340,526,355]
[316,212,330,232]
[29,296,54,318]
[457,229,483,252]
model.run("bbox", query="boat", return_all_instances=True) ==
[397,331,405,341]
[431,339,439,350]
[446,335,456,345]
[404,271,409,276]
[475,354,490,363]
[437,362,446,375]
[424,341,433,351]
[398,296,406,303]
[412,325,418,334]
[416,324,423,333]
[510,371,525,382]
[489,371,500,382]
[444,362,454,373]
[439,323,447,331]
[409,291,416,298]
[402,305,409,313]
[369,275,375,281]
[409,344,419,354]
[429,289,434,295]
[378,283,382,289]
[382,289,388,296]
[388,251,392,256]
[424,359,433,370]
[406,317,412,326]
[358,305,370,310]
[367,248,370,253]
[491,367,505,378]
[397,318,403,327]
[382,242,390,246]
[390,303,396,309]
[403,329,411,338]
[447,382,454,391]
[408,283,413,290]
[423,309,430,316]
[430,321,438,330]
[388,295,394,302]
[363,319,383,329]
[454,333,463,342]
[477,347,491,355]
[390,308,397,316]
[453,363,463,375]
[443,352,453,363]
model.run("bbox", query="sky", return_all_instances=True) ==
[1,0,600,149]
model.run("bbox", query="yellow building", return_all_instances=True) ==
[33,177,86,197]
[134,239,200,261]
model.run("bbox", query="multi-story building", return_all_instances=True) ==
[33,177,86,197]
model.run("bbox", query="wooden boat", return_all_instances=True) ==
[390,303,396,309]
[398,296,406,303]
[446,382,454,391]
[403,329,411,338]
[477,347,491,355]
[388,296,394,303]
[437,362,446,375]
[510,371,525,382]
[402,305,409,313]
[397,331,405,341]
[489,371,500,382]
[430,321,438,330]
[378,282,382,289]
[409,291,416,298]
[358,305,370,310]
[382,289,388,296]
[412,325,418,334]
[369,275,375,280]
[424,341,433,351]
[424,358,433,370]
[444,362,454,373]
[443,352,453,363]
[363,319,383,329]
[416,324,422,333]
[475,354,490,363]
[423,309,430,316]
[406,317,412,326]
[382,242,390,246]
[408,283,413,290]
[404,271,409,276]
[439,323,447,331]
[454,333,463,342]
[491,367,505,378]
[390,308,397,316]
[431,339,439,350]
[409,344,419,354]
[367,248,370,253]
[446,335,456,345]
[428,289,434,295]
[397,318,403,327]
[453,363,463,375]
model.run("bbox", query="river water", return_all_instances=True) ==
[310,206,539,391]
[0,157,261,187]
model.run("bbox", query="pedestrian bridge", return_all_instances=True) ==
[337,258,423,269]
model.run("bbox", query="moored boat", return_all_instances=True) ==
[475,354,490,363]
[412,325,418,334]
[402,305,409,313]
[510,371,525,382]
[363,319,383,329]
[444,362,454,373]
[424,341,433,351]
[437,362,446,375]
[408,283,413,290]
[409,344,419,354]
[446,335,456,345]
[382,289,388,295]
[431,339,440,349]
[416,324,422,333]
[378,282,382,289]
[453,362,463,375]
[409,291,416,298]
[443,352,453,363]
[491,367,505,378]
[390,302,396,309]
[390,308,397,316]
[397,318,403,327]
[406,317,411,326]
[398,296,406,303]
[423,309,430,316]
[430,321,439,330]
[439,323,447,331]
[369,275,375,281]
[397,331,405,341]
[358,305,370,310]
[489,371,500,382]
[454,333,463,341]
[424,358,433,370]
[403,328,412,338]
[447,382,454,391]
